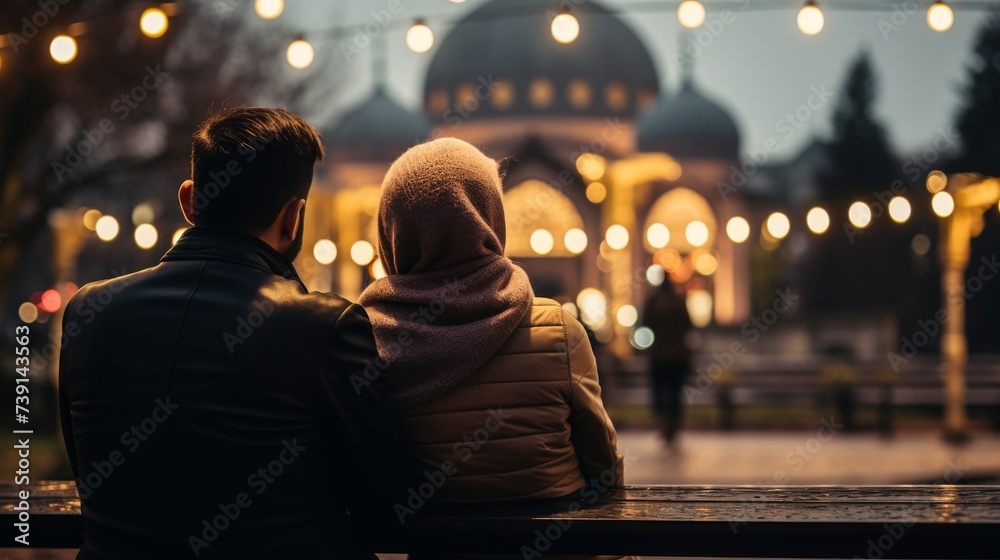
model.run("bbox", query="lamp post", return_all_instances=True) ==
[938,174,1000,442]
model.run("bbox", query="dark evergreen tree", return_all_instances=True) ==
[819,50,899,199]
[952,11,1000,176]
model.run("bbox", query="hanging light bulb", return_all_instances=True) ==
[139,7,169,38]
[255,0,284,20]
[286,37,314,69]
[551,8,580,44]
[406,19,434,53]
[50,35,78,64]
[677,0,707,29]
[797,0,824,36]
[927,1,954,32]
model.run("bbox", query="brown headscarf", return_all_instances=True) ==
[358,138,534,408]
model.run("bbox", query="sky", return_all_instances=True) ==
[274,0,987,162]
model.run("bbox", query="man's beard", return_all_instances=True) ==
[282,207,306,261]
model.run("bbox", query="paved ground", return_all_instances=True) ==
[619,428,1000,485]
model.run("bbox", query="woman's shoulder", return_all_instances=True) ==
[521,297,587,339]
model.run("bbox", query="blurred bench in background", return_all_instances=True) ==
[2,481,998,558]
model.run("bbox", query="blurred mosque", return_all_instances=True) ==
[305,0,764,354]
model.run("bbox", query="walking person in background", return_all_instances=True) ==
[643,280,693,447]
[359,137,626,559]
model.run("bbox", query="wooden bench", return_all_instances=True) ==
[2,481,998,558]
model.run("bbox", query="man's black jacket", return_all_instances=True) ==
[59,227,409,560]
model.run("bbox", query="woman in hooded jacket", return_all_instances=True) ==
[358,138,626,558]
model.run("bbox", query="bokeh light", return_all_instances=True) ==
[406,20,435,53]
[806,207,830,234]
[530,229,555,255]
[605,224,629,250]
[313,239,338,264]
[616,304,638,327]
[646,264,666,286]
[931,191,955,217]
[132,203,154,225]
[888,196,912,223]
[912,233,932,256]
[926,170,947,193]
[797,1,824,35]
[134,224,158,249]
[686,290,713,328]
[255,0,284,19]
[96,216,120,241]
[586,182,607,204]
[564,228,588,254]
[83,209,102,231]
[286,39,314,69]
[646,223,670,249]
[927,1,954,31]
[351,240,376,265]
[39,289,62,313]
[726,217,750,243]
[694,252,718,276]
[677,0,707,28]
[139,7,169,38]
[50,35,78,64]
[576,153,606,180]
[848,201,873,228]
[551,12,580,44]
[18,302,39,323]
[685,220,709,247]
[766,212,790,239]
[630,326,655,350]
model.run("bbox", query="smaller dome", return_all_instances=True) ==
[637,80,740,161]
[327,88,431,163]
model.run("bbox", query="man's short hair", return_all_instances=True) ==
[190,106,324,233]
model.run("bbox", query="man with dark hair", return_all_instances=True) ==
[59,107,408,559]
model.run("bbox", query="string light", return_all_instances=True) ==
[806,207,830,234]
[766,212,790,239]
[139,7,169,38]
[255,0,284,20]
[350,240,376,265]
[530,229,555,255]
[797,0,824,36]
[927,1,954,32]
[50,35,78,64]
[646,223,670,249]
[685,220,709,247]
[848,201,872,229]
[313,239,337,264]
[726,217,750,243]
[605,225,629,250]
[678,0,707,28]
[286,37,314,69]
[551,9,580,44]
[564,228,588,254]
[888,196,912,223]
[931,191,955,218]
[134,224,158,249]
[406,19,435,53]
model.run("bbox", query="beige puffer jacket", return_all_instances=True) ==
[398,297,624,503]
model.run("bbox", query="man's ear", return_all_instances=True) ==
[178,180,197,226]
[282,198,307,242]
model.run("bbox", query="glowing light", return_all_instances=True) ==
[134,224,158,249]
[39,289,62,313]
[616,305,638,328]
[605,224,629,250]
[286,39,314,69]
[932,191,955,218]
[927,1,954,31]
[564,228,588,254]
[96,216,120,241]
[406,20,434,53]
[313,239,337,264]
[646,223,670,249]
[630,326,655,350]
[172,228,187,245]
[926,170,947,193]
[912,234,931,256]
[551,12,580,44]
[686,290,713,328]
[694,253,718,276]
[370,259,387,279]
[132,203,154,225]
[677,0,707,28]
[576,153,606,180]
[255,0,284,19]
[50,35,78,64]
[797,0,824,36]
[726,217,750,243]
[685,220,709,247]
[765,212,790,240]
[18,302,39,323]
[139,7,169,38]
[351,240,376,265]
[576,288,608,330]
[530,229,555,255]
[888,196,912,223]
[848,201,873,229]
[83,209,102,230]
[646,264,665,286]
[586,182,607,204]
[806,207,830,234]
